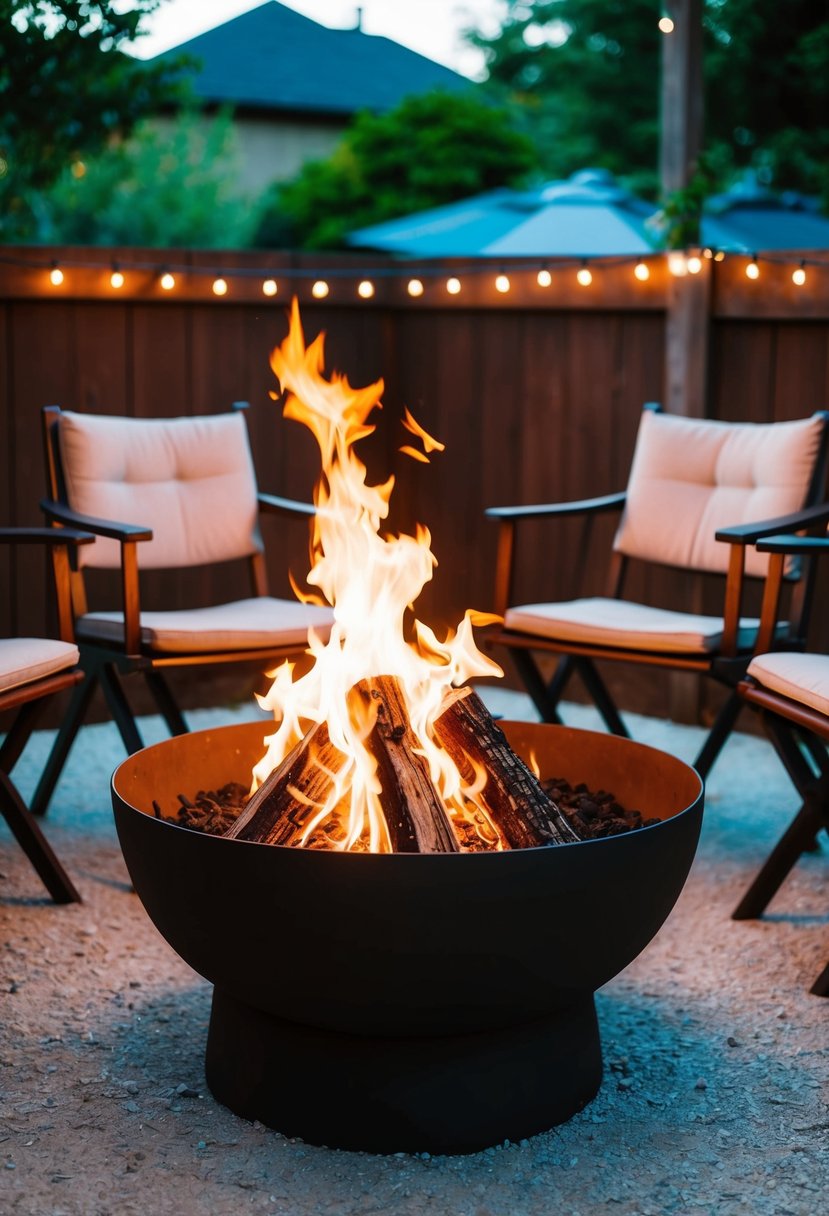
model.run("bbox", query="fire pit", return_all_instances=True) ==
[111,717,702,1155]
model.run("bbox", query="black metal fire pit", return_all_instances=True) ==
[111,719,703,1155]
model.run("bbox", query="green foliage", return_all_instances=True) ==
[0,1,189,240]
[252,90,539,250]
[39,110,256,248]
[469,1,829,208]
[469,0,662,198]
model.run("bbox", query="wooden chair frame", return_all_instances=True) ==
[486,404,829,780]
[732,531,829,997]
[1,527,94,902]
[34,403,324,817]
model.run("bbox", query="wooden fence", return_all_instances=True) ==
[2,245,828,721]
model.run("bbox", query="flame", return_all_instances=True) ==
[254,299,503,851]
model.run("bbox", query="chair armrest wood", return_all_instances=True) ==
[257,493,316,519]
[715,501,829,546]
[485,491,626,522]
[486,493,626,618]
[1,527,95,643]
[0,527,95,548]
[40,500,153,543]
[756,533,829,556]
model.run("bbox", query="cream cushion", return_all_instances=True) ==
[614,411,824,578]
[504,597,764,655]
[58,411,261,570]
[747,652,829,717]
[0,638,79,693]
[76,597,333,654]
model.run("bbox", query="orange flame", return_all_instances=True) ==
[254,300,503,851]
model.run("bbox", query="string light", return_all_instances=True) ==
[407,278,424,297]
[212,277,228,296]
[792,262,806,287]
[537,267,552,288]
[714,250,726,262]
[357,279,375,299]
[49,263,64,286]
[262,279,278,297]
[576,263,593,287]
[746,257,760,280]
[495,273,510,293]
[658,16,675,34]
[634,261,650,282]
[667,252,687,276]
[312,280,329,299]
[446,277,461,295]
[686,254,703,274]
[110,267,125,289]
[160,271,176,291]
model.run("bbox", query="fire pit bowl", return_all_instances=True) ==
[111,719,702,1154]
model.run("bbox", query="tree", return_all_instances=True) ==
[252,90,539,251]
[0,1,188,240]
[469,1,829,205]
[469,0,662,198]
[39,110,256,248]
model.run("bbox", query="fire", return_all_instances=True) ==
[253,300,503,852]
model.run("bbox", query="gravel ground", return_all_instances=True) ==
[2,689,827,1216]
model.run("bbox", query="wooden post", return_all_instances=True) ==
[661,0,708,420]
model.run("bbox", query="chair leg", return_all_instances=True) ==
[574,658,629,737]
[0,770,81,903]
[144,670,189,736]
[509,650,567,724]
[732,784,828,920]
[810,959,829,998]
[30,672,99,817]
[0,697,44,773]
[693,690,743,780]
[99,664,144,755]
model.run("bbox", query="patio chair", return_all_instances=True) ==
[1,527,95,902]
[34,404,334,817]
[732,529,829,996]
[485,403,829,779]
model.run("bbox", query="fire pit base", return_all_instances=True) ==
[205,987,602,1155]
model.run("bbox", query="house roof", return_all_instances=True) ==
[151,0,470,118]
[347,170,656,258]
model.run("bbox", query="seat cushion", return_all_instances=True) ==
[503,597,763,655]
[614,410,825,577]
[76,597,334,655]
[747,651,829,718]
[0,637,79,693]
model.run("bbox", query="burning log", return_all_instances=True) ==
[352,675,459,853]
[224,721,346,847]
[432,688,579,847]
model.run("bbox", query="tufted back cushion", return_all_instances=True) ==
[613,410,825,578]
[59,411,262,570]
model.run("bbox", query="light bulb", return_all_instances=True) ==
[212,277,228,296]
[446,277,461,295]
[358,279,375,299]
[262,279,278,297]
[686,255,702,274]
[407,278,424,297]
[312,280,329,299]
[667,252,687,276]
[746,260,760,280]
[110,269,124,289]
[634,262,650,282]
[160,272,175,291]
[495,273,510,293]
[537,268,552,288]
[792,265,806,287]
[658,16,675,34]
[49,266,64,286]
[576,266,593,287]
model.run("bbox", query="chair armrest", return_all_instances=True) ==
[257,492,316,519]
[715,501,829,546]
[485,491,626,522]
[40,500,153,544]
[756,533,829,556]
[0,526,95,548]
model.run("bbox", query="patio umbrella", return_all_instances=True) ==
[346,169,656,258]
[700,175,829,253]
